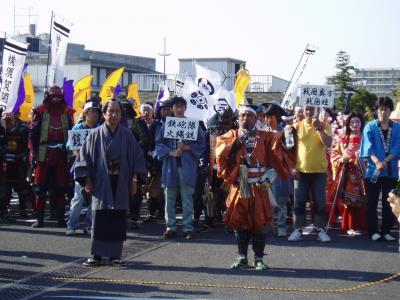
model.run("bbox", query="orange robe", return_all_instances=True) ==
[216,129,295,233]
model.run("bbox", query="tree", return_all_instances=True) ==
[393,77,400,104]
[327,51,358,111]
[347,88,377,121]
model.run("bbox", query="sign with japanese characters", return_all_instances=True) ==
[48,14,72,87]
[163,117,199,141]
[0,38,28,113]
[299,84,335,108]
[68,129,91,150]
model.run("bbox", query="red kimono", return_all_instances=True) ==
[216,129,295,233]
[330,135,367,231]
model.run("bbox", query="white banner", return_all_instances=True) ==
[0,38,28,113]
[299,85,335,108]
[164,117,199,141]
[182,64,223,123]
[68,129,91,150]
[281,44,317,110]
[48,14,72,87]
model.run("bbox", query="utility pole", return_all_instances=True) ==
[158,37,171,82]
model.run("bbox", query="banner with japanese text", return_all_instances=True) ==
[299,84,335,108]
[163,117,199,141]
[48,13,72,87]
[68,129,91,150]
[0,38,28,113]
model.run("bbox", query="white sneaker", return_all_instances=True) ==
[317,229,332,242]
[66,228,77,236]
[288,229,303,241]
[371,233,381,241]
[383,233,396,241]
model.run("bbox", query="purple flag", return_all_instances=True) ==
[63,79,74,108]
[12,77,26,112]
[115,85,121,96]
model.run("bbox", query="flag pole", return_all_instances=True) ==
[283,43,310,109]
[45,11,54,91]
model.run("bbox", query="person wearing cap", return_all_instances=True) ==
[288,106,333,242]
[294,106,305,123]
[30,86,75,228]
[155,96,206,240]
[216,104,295,270]
[66,99,102,235]
[0,111,32,223]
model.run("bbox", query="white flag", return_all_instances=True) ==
[48,14,72,87]
[209,87,236,120]
[0,38,28,113]
[195,64,222,96]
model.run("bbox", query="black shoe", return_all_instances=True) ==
[19,211,29,219]
[109,258,124,266]
[82,258,102,267]
[32,220,44,228]
[142,215,154,223]
[184,231,194,240]
[163,229,177,238]
[130,221,141,229]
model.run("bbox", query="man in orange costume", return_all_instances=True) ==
[216,105,295,270]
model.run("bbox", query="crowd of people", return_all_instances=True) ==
[0,86,399,269]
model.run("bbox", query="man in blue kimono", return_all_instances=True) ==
[75,99,146,266]
[155,96,206,240]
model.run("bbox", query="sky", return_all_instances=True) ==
[1,0,399,84]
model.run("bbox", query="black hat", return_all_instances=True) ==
[170,96,187,106]
[159,98,173,108]
[264,103,286,118]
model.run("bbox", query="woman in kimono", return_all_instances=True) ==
[330,112,367,236]
[75,99,146,266]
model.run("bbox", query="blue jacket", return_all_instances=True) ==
[155,121,206,188]
[360,120,400,179]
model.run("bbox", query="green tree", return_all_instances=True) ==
[393,77,400,104]
[347,88,377,121]
[327,51,358,111]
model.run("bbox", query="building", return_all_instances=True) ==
[1,31,159,105]
[352,68,400,97]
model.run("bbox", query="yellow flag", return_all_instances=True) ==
[127,82,141,117]
[234,69,251,107]
[99,67,125,105]
[73,75,93,123]
[19,73,35,122]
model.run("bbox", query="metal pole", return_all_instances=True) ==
[45,11,53,91]
[285,44,309,94]
[14,0,16,36]
[158,37,171,84]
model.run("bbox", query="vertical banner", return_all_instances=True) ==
[127,82,141,117]
[48,13,72,87]
[281,44,317,110]
[19,73,35,121]
[0,38,28,113]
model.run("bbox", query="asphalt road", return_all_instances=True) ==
[0,202,399,300]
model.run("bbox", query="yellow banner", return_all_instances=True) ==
[127,82,141,117]
[99,67,125,105]
[73,75,93,123]
[234,69,251,107]
[19,73,35,122]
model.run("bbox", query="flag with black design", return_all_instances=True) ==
[48,13,73,87]
[0,38,28,113]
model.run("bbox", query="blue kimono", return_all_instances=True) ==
[360,120,400,179]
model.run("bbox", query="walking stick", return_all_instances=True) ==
[325,164,346,232]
